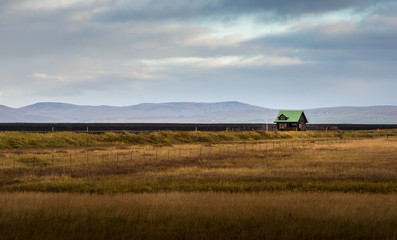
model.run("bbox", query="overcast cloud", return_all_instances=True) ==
[0,0,396,108]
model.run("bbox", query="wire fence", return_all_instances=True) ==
[0,135,394,169]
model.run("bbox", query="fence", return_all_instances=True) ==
[0,136,394,169]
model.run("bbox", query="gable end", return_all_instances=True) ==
[278,114,288,120]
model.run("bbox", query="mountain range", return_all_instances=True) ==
[0,102,396,124]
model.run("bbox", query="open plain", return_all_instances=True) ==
[0,130,396,239]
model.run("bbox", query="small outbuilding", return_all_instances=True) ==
[274,111,308,131]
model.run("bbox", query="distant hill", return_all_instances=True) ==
[305,106,397,124]
[0,102,396,123]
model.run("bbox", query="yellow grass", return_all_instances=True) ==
[0,130,394,149]
[1,138,396,193]
[1,133,397,239]
[0,136,392,168]
[0,192,396,240]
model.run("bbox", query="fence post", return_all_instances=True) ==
[70,154,72,166]
[13,157,15,168]
[34,156,36,168]
[190,148,192,158]
[86,154,89,164]
[52,154,54,166]
[156,150,158,162]
[131,151,133,161]
[102,154,104,164]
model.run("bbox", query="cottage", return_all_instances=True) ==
[274,111,308,131]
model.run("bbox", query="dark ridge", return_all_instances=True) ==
[0,123,396,133]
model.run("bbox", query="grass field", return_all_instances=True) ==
[0,130,393,149]
[1,192,396,240]
[0,131,396,239]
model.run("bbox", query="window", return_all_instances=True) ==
[279,114,288,120]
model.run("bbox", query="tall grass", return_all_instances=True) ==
[1,138,396,194]
[0,137,371,169]
[1,134,397,239]
[0,192,396,240]
[0,130,393,149]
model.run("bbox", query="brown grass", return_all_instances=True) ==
[0,136,390,168]
[1,134,397,239]
[0,192,396,240]
[1,138,396,193]
[0,130,394,149]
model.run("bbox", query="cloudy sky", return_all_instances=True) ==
[1,0,396,109]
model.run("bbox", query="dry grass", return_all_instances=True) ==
[0,136,391,169]
[1,138,396,193]
[0,130,394,149]
[1,133,397,239]
[0,192,396,240]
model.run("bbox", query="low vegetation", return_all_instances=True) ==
[1,192,396,240]
[0,130,394,149]
[0,131,396,239]
[1,137,396,194]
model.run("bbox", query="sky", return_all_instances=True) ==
[0,0,396,109]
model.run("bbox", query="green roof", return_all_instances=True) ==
[275,111,306,123]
